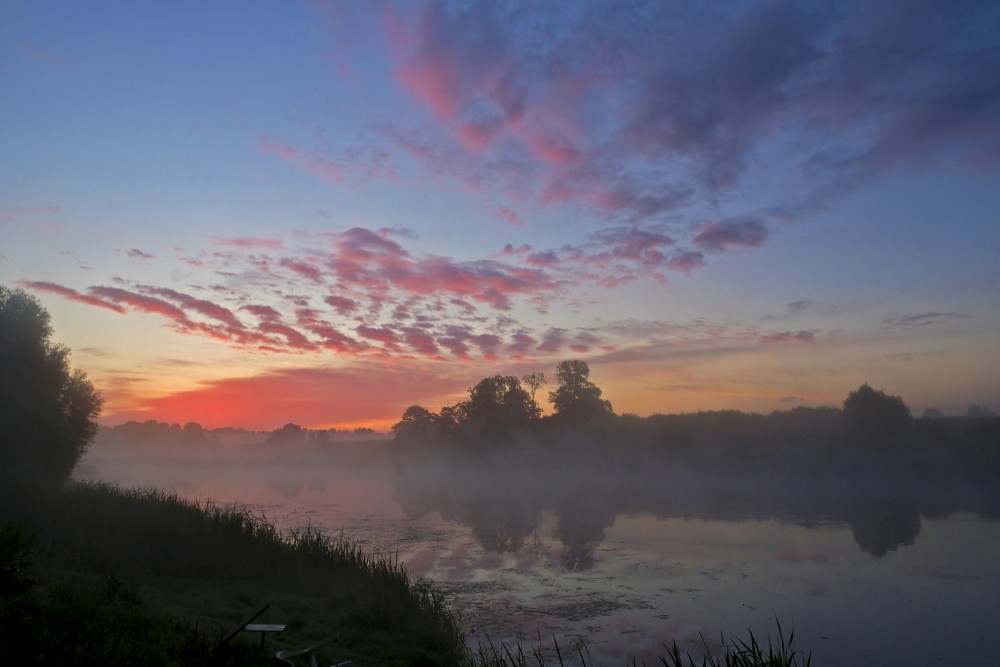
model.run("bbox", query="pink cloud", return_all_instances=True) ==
[496,207,525,227]
[126,249,154,260]
[386,3,539,160]
[470,333,502,360]
[437,324,503,361]
[667,251,705,273]
[437,324,477,359]
[88,286,189,321]
[258,321,317,351]
[508,331,538,358]
[693,218,768,253]
[396,45,463,120]
[325,228,559,311]
[296,308,368,355]
[260,137,347,184]
[537,328,569,355]
[22,220,736,366]
[458,117,505,152]
[571,331,602,354]
[18,280,125,314]
[258,136,302,162]
[20,281,302,352]
[280,257,324,283]
[526,133,579,164]
[526,251,559,268]
[401,326,441,357]
[242,304,283,321]
[334,227,410,264]
[138,286,243,328]
[356,324,402,350]
[499,243,532,257]
[594,226,676,265]
[324,295,359,315]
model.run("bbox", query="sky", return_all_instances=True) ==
[2,0,999,431]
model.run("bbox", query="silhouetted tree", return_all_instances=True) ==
[181,421,208,444]
[0,286,102,489]
[521,371,546,401]
[458,375,540,442]
[843,383,912,440]
[265,422,305,445]
[436,403,466,441]
[392,405,440,444]
[548,360,612,423]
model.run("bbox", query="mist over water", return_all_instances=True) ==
[76,433,1000,665]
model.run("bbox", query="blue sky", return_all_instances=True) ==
[2,1,998,429]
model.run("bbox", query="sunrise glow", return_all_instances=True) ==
[2,2,998,430]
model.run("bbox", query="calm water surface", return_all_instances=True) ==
[77,454,1000,666]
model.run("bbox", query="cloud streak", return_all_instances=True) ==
[761,330,817,344]
[882,312,972,329]
[18,281,125,314]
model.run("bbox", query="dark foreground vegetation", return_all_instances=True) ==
[0,481,466,666]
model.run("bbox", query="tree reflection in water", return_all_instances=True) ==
[392,449,1000,568]
[848,503,922,557]
[444,494,540,553]
[551,498,616,570]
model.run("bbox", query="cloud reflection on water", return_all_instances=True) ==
[75,442,1000,665]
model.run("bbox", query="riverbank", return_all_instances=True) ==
[1,481,813,666]
[0,481,466,666]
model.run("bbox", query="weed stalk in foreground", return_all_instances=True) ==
[464,619,811,667]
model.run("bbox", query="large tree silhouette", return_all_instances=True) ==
[458,375,540,442]
[392,405,441,444]
[548,360,612,423]
[0,286,102,489]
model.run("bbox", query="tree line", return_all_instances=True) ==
[97,420,378,448]
[3,284,996,492]
[392,359,613,445]
[393,360,997,454]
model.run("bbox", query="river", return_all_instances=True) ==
[75,443,1000,665]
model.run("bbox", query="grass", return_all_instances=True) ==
[2,481,812,666]
[1,480,466,666]
[465,621,811,667]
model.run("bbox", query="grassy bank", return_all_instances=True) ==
[1,481,465,666]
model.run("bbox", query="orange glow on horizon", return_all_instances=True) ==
[98,364,470,432]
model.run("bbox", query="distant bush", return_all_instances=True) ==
[843,383,912,440]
